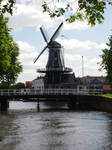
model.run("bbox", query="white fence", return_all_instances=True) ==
[0,89,103,96]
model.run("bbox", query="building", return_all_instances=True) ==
[77,76,112,93]
[83,76,106,89]
[31,75,112,93]
[25,81,32,88]
[32,77,44,89]
[32,73,77,90]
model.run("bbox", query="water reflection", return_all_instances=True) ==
[0,101,112,150]
[40,113,66,150]
[0,112,21,150]
[104,114,112,150]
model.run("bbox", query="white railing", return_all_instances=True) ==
[37,67,72,72]
[0,89,103,96]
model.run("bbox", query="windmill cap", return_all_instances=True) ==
[48,41,61,48]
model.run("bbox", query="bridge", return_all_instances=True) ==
[0,88,103,111]
[0,88,103,98]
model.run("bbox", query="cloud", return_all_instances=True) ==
[17,41,48,82]
[8,1,54,31]
[64,54,106,77]
[65,54,82,62]
[64,22,90,30]
[57,38,107,51]
[84,57,106,76]
[7,0,91,31]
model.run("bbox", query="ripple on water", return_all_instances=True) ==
[0,102,112,150]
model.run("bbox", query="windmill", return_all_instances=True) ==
[34,22,77,89]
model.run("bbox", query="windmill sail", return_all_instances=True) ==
[34,45,48,63]
[33,22,77,89]
[40,26,49,44]
[50,22,63,42]
[34,22,63,64]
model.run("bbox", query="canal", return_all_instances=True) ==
[0,101,112,150]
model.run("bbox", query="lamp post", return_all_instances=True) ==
[82,56,84,78]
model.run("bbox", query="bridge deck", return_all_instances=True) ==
[0,89,103,99]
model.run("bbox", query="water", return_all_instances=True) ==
[0,101,112,150]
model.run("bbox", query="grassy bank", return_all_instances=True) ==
[102,94,112,99]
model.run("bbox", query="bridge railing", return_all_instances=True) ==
[0,88,103,96]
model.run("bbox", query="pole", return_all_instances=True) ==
[37,99,40,112]
[82,56,84,77]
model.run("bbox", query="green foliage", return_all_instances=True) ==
[102,94,112,98]
[0,15,11,72]
[0,81,11,89]
[0,15,22,85]
[42,0,112,26]
[11,82,25,89]
[0,0,112,26]
[100,35,112,85]
[0,0,15,15]
[0,82,25,89]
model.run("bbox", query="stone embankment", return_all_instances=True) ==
[68,95,112,112]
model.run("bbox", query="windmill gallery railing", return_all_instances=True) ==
[0,88,103,97]
[37,67,72,72]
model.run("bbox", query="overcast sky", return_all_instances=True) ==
[6,0,112,82]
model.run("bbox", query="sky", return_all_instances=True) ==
[5,0,112,83]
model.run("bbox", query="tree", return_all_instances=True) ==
[0,0,15,15]
[0,81,11,89]
[100,35,112,85]
[0,0,112,26]
[11,82,25,89]
[0,14,22,85]
[42,0,112,26]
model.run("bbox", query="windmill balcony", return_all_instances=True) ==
[37,67,72,73]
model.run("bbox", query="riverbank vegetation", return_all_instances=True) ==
[100,35,112,87]
[0,81,25,89]
[102,94,112,99]
[0,15,22,87]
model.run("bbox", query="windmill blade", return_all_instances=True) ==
[50,22,63,42]
[40,26,49,44]
[34,45,48,63]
